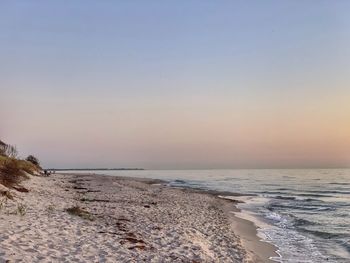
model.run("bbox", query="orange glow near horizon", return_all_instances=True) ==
[2,89,350,168]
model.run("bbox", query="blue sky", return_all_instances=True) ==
[1,1,350,168]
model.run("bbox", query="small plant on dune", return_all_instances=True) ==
[17,203,27,216]
[66,205,94,221]
[0,190,13,200]
[0,198,5,211]
[0,192,12,211]
[47,204,55,213]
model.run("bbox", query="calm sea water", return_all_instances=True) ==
[63,169,350,262]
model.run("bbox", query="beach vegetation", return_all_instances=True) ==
[0,142,18,159]
[16,203,27,216]
[0,190,14,200]
[0,139,42,193]
[47,204,55,212]
[0,140,6,156]
[25,155,41,167]
[66,205,94,221]
[0,156,39,175]
[19,160,41,175]
[0,158,28,188]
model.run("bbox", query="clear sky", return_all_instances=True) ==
[1,1,350,169]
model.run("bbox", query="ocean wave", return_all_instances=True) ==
[265,200,338,214]
[262,191,335,198]
[271,195,324,202]
[265,212,289,224]
[267,203,335,212]
[335,212,350,217]
[296,193,333,198]
[272,196,323,202]
[274,195,296,200]
[172,179,187,184]
[306,190,350,195]
[261,191,295,195]
[268,189,350,196]
[340,240,350,253]
[329,182,350,186]
[293,218,319,226]
[303,198,323,202]
[300,228,346,239]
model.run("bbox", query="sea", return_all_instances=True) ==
[63,169,350,262]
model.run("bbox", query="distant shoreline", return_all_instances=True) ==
[49,168,145,171]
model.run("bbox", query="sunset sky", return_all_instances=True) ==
[1,1,350,169]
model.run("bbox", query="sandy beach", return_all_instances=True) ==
[0,173,277,262]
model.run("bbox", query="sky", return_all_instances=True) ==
[1,1,350,169]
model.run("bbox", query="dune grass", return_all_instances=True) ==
[0,155,7,164]
[0,140,42,198]
[0,156,40,190]
[0,156,40,175]
[0,158,26,187]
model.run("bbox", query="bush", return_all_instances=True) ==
[26,155,40,167]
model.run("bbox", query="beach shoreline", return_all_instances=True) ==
[0,173,278,262]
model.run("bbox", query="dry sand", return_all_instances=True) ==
[0,173,277,262]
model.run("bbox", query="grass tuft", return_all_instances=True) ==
[47,204,55,213]
[65,206,94,221]
[0,190,14,200]
[17,203,27,216]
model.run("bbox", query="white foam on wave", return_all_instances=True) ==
[262,209,338,263]
[235,197,333,263]
[265,212,283,222]
[261,225,331,263]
